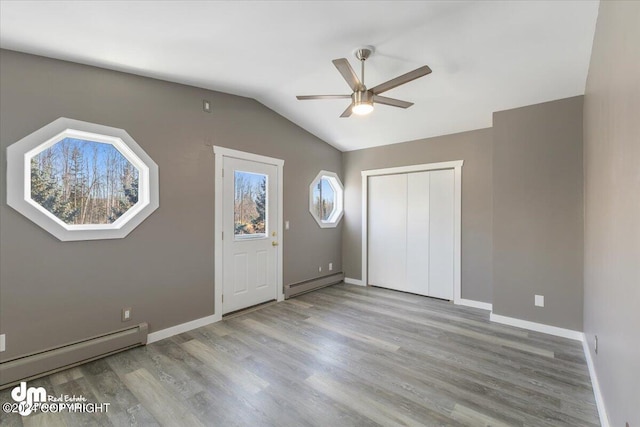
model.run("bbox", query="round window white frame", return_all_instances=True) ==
[7,118,159,241]
[309,170,344,228]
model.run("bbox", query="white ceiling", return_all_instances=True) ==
[0,1,599,151]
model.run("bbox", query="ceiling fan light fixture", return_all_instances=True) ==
[351,89,374,115]
[352,101,374,115]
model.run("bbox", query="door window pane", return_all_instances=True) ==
[234,171,267,237]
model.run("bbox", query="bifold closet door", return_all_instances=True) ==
[405,172,430,295]
[367,173,407,291]
[368,169,455,300]
[428,169,454,300]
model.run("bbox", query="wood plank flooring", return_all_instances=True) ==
[0,284,600,426]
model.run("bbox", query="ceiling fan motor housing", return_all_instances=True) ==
[352,90,374,105]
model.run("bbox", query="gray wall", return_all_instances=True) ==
[0,50,342,361]
[583,1,640,426]
[492,96,584,331]
[342,128,493,303]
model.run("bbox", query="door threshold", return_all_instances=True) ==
[223,299,277,320]
[368,285,452,302]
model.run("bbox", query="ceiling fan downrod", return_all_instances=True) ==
[354,47,373,90]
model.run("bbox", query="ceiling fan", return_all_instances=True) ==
[297,46,432,117]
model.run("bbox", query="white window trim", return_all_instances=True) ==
[6,117,159,241]
[361,160,463,304]
[309,170,344,228]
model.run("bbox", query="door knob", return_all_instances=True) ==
[272,241,279,246]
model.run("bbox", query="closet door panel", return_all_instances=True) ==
[406,172,430,296]
[428,169,455,300]
[368,174,407,290]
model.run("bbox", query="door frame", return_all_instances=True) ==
[213,146,285,321]
[361,160,463,304]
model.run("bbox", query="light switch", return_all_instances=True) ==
[535,295,544,307]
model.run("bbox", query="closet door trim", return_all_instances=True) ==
[361,160,463,303]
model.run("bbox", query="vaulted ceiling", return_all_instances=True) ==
[0,1,599,151]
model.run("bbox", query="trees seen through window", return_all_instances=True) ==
[30,137,139,225]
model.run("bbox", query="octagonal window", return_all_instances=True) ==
[7,118,159,241]
[309,170,344,228]
[30,137,140,226]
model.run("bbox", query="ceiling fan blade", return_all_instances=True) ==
[373,95,414,109]
[332,58,361,92]
[340,104,353,118]
[371,65,432,95]
[296,95,352,100]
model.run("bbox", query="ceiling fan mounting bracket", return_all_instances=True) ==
[353,46,374,61]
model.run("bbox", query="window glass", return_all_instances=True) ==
[234,171,267,237]
[312,177,336,221]
[30,137,139,225]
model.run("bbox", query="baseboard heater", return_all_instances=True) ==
[285,272,344,298]
[0,322,148,390]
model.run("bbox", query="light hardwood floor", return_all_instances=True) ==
[0,283,600,426]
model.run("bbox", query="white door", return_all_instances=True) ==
[427,169,454,300]
[368,169,455,300]
[406,171,431,294]
[368,173,408,291]
[222,156,279,314]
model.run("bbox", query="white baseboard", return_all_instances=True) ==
[489,312,584,341]
[147,314,220,344]
[489,313,608,425]
[455,298,493,311]
[344,277,366,286]
[489,314,610,425]
[581,334,610,427]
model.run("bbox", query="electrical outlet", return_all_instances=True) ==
[319,266,322,273]
[0,334,5,352]
[329,262,333,271]
[594,335,598,354]
[534,294,544,307]
[122,307,132,322]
